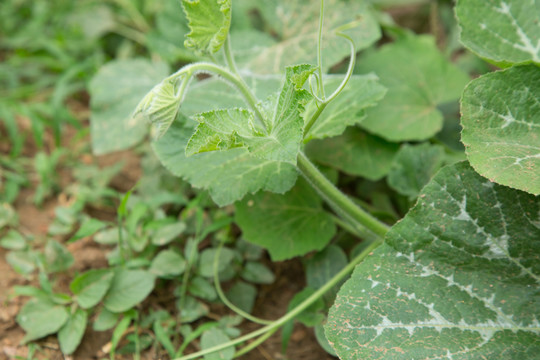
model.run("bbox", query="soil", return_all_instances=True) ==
[0,120,335,360]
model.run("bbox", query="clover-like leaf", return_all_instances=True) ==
[456,0,540,65]
[461,64,540,195]
[355,35,470,141]
[326,162,540,359]
[152,115,298,206]
[182,0,231,55]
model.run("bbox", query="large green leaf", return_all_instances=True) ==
[182,0,231,55]
[461,64,540,195]
[89,59,169,155]
[356,35,470,141]
[238,0,381,73]
[235,179,336,260]
[307,127,399,181]
[456,0,540,65]
[326,162,540,359]
[152,116,298,206]
[304,74,387,141]
[103,269,155,313]
[70,268,114,309]
[16,299,69,343]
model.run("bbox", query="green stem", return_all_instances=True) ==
[303,102,328,138]
[223,35,239,75]
[316,0,326,100]
[173,239,383,360]
[168,62,267,134]
[233,327,278,358]
[213,242,273,325]
[297,152,389,238]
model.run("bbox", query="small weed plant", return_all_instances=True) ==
[8,0,539,358]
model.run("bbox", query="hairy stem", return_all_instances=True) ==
[317,0,326,99]
[167,62,267,133]
[297,152,389,238]
[173,238,383,360]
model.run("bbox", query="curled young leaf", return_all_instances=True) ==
[182,0,232,55]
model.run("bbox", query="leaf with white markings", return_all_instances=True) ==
[182,0,231,55]
[461,64,540,195]
[152,115,298,206]
[456,0,540,65]
[326,162,540,359]
[355,35,470,141]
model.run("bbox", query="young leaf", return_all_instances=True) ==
[58,308,88,355]
[240,262,275,284]
[307,127,399,181]
[235,179,336,261]
[89,59,170,155]
[303,74,387,140]
[70,217,107,242]
[456,0,540,65]
[182,0,231,55]
[200,328,234,360]
[70,268,114,309]
[461,64,540,195]
[134,77,186,139]
[305,245,348,305]
[93,308,119,331]
[44,240,74,273]
[103,269,155,313]
[326,162,540,359]
[16,299,69,343]
[356,35,470,141]
[387,143,446,199]
[152,116,298,206]
[226,281,257,314]
[198,247,236,278]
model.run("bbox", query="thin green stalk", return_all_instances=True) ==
[167,62,267,134]
[224,35,239,75]
[173,238,383,360]
[214,242,273,325]
[316,0,326,100]
[297,152,389,238]
[233,327,278,358]
[303,102,328,138]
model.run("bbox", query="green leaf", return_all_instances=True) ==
[456,0,540,65]
[134,76,185,139]
[240,262,275,284]
[189,276,217,301]
[152,116,298,206]
[93,308,119,331]
[198,247,236,278]
[103,269,155,313]
[44,240,74,273]
[225,281,257,314]
[304,74,387,140]
[149,250,187,277]
[16,299,68,343]
[356,35,470,141]
[239,0,381,73]
[6,250,35,275]
[387,143,446,199]
[461,64,540,195]
[326,162,540,359]
[200,327,234,360]
[0,230,27,250]
[70,269,114,309]
[89,59,170,155]
[305,245,348,305]
[70,217,107,242]
[58,308,88,355]
[182,0,231,55]
[235,179,336,261]
[151,222,186,246]
[178,296,209,323]
[307,127,399,181]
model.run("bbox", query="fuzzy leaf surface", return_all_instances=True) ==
[153,116,297,206]
[89,59,169,155]
[235,179,336,261]
[356,35,470,141]
[461,64,540,195]
[456,0,540,65]
[304,74,387,140]
[182,0,231,55]
[307,127,399,181]
[326,162,540,359]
